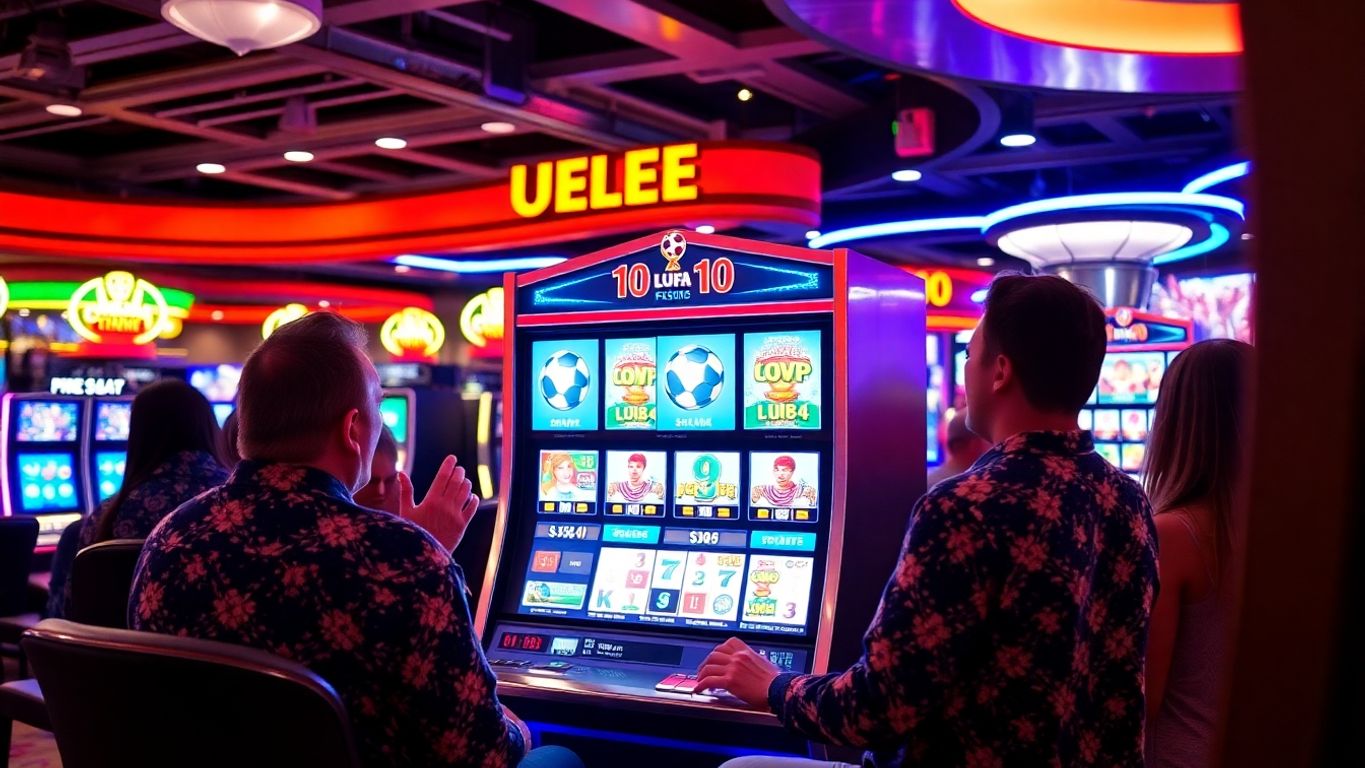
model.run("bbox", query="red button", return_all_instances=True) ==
[654,674,687,692]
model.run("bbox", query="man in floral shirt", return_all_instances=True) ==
[129,313,547,767]
[700,275,1158,767]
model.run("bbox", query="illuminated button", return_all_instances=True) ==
[576,503,588,513]
[795,510,810,521]
[682,506,694,515]
[757,509,771,519]
[672,676,701,694]
[655,673,688,692]
[612,504,623,514]
[542,502,554,512]
[718,509,732,518]
[645,505,658,515]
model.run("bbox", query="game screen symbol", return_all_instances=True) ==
[537,450,599,514]
[604,450,666,517]
[748,452,820,523]
[672,451,741,520]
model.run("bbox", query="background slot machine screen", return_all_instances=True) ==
[1097,352,1166,405]
[212,403,234,427]
[94,402,132,441]
[94,450,126,501]
[502,320,833,641]
[187,364,242,403]
[16,401,79,442]
[380,396,410,443]
[17,453,80,512]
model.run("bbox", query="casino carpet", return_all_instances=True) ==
[8,724,60,766]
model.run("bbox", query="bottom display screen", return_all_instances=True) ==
[17,453,80,513]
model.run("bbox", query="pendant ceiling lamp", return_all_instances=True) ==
[161,0,322,57]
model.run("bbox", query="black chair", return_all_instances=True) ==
[0,517,39,680]
[0,676,49,760]
[67,539,144,629]
[23,619,363,768]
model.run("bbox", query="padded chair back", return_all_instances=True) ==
[23,619,363,768]
[68,539,144,628]
[0,518,38,616]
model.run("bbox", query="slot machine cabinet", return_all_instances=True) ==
[0,394,90,549]
[86,396,133,507]
[475,231,926,753]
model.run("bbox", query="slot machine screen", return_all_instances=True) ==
[1097,352,1166,405]
[95,451,126,501]
[502,321,833,640]
[212,403,234,427]
[15,401,79,442]
[187,364,242,403]
[380,396,410,443]
[16,453,80,512]
[94,402,132,442]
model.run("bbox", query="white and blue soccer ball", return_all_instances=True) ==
[664,345,724,410]
[539,350,591,411]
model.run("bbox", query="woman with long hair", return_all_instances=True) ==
[48,379,228,618]
[1143,339,1253,767]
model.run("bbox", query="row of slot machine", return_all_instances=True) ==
[927,308,1194,481]
[0,362,419,549]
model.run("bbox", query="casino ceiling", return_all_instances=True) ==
[0,0,1243,275]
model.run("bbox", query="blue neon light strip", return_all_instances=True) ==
[531,270,615,307]
[981,192,1245,231]
[808,217,985,249]
[1152,223,1231,265]
[393,254,566,274]
[731,259,823,295]
[1182,162,1251,195]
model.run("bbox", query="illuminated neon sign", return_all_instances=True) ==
[67,271,169,346]
[0,276,8,317]
[381,307,446,362]
[510,144,699,219]
[262,303,309,339]
[460,288,505,350]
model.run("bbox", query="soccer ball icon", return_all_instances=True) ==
[539,350,591,411]
[664,345,724,410]
[661,231,687,262]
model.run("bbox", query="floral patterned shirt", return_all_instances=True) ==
[129,461,525,768]
[768,431,1158,768]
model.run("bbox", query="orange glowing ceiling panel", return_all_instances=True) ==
[953,0,1243,55]
[0,142,819,265]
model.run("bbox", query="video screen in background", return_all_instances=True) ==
[1097,352,1166,405]
[94,401,132,441]
[187,364,242,403]
[17,453,79,512]
[16,401,79,442]
[1150,273,1254,343]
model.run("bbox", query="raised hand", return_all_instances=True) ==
[399,455,479,552]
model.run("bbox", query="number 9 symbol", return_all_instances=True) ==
[694,454,720,500]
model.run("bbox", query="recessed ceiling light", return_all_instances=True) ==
[374,137,407,150]
[318,300,331,308]
[805,230,821,240]
[394,265,412,274]
[891,169,923,183]
[283,150,314,162]
[196,162,227,175]
[737,88,754,102]
[210,310,225,321]
[46,103,82,117]
[480,121,516,134]
[977,256,996,267]
[695,225,716,234]
[999,133,1037,148]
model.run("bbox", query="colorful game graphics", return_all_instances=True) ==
[1098,352,1166,405]
[537,450,599,514]
[605,338,657,430]
[18,453,79,512]
[741,555,814,628]
[669,551,746,623]
[743,331,822,429]
[16,402,79,442]
[656,334,735,431]
[604,450,666,517]
[1121,410,1150,442]
[94,402,131,441]
[531,339,600,431]
[589,547,658,616]
[748,452,820,523]
[95,451,125,501]
[673,451,741,520]
[522,580,588,612]
[1093,409,1121,441]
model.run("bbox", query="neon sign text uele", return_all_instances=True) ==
[510,144,700,219]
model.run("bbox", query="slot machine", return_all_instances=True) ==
[380,388,417,474]
[186,363,242,427]
[1084,308,1193,480]
[86,397,133,506]
[0,394,89,549]
[475,231,926,759]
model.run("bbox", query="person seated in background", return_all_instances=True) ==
[47,379,228,618]
[354,425,401,515]
[700,274,1158,768]
[925,408,990,488]
[1143,340,1252,768]
[129,313,579,768]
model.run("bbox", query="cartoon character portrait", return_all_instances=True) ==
[606,452,665,503]
[750,454,817,508]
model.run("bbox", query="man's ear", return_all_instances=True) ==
[341,407,362,455]
[992,353,1013,395]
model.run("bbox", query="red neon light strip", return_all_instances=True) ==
[517,300,835,326]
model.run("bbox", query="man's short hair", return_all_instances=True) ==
[238,312,372,462]
[774,455,796,471]
[628,453,646,466]
[980,274,1106,414]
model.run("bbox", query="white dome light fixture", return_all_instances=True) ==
[161,0,322,57]
[994,220,1193,268]
[46,103,83,117]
